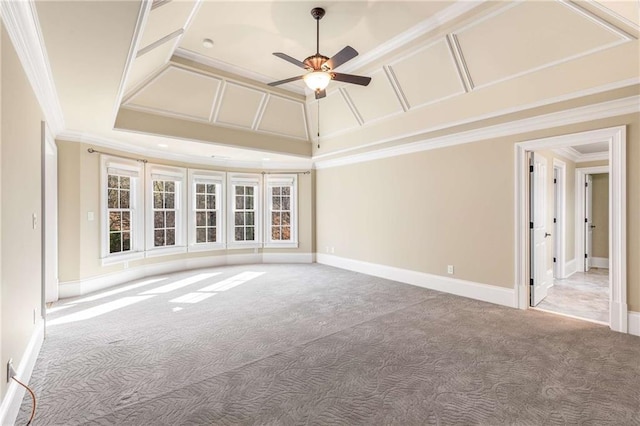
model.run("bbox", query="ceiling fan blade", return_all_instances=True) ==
[268,75,304,86]
[325,46,358,70]
[273,52,308,69]
[332,72,371,86]
[315,89,326,100]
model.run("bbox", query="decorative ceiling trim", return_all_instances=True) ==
[383,66,409,112]
[313,95,638,169]
[255,94,310,141]
[552,147,609,163]
[337,0,487,74]
[58,130,313,171]
[453,0,633,91]
[112,0,150,125]
[251,93,269,131]
[137,28,183,57]
[339,88,364,126]
[174,47,307,95]
[446,34,474,92]
[0,0,65,134]
[560,0,635,40]
[579,0,640,33]
[312,77,639,157]
[212,81,266,129]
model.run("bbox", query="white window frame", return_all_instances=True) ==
[100,155,145,265]
[227,173,262,249]
[264,174,298,248]
[145,164,187,257]
[187,169,226,252]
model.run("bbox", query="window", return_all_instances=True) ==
[146,165,186,256]
[265,175,298,248]
[228,173,261,248]
[101,156,144,265]
[188,170,225,251]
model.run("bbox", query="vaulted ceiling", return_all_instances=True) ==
[33,0,640,166]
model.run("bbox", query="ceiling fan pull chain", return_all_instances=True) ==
[317,99,321,149]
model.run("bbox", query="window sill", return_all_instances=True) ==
[145,246,187,258]
[227,242,262,250]
[101,251,145,266]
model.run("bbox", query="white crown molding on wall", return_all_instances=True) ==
[0,1,65,134]
[552,146,609,163]
[313,94,639,170]
[57,129,313,171]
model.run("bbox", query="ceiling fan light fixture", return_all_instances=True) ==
[303,71,331,92]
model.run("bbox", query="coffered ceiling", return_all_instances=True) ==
[31,0,640,166]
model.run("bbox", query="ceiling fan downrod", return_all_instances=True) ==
[311,7,325,56]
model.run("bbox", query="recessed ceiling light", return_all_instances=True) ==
[202,38,214,48]
[158,143,169,148]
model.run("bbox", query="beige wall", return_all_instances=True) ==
[316,113,640,312]
[1,27,44,395]
[56,141,314,282]
[591,173,609,259]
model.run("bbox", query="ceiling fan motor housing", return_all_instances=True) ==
[304,54,330,71]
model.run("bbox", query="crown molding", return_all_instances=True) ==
[552,146,609,163]
[57,130,312,171]
[1,0,65,134]
[338,0,486,74]
[313,95,638,169]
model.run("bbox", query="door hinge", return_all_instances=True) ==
[530,278,534,286]
[554,178,557,184]
[585,182,588,187]
[530,222,534,229]
[585,218,588,223]
[553,218,557,223]
[553,257,556,263]
[585,253,588,259]
[529,165,534,173]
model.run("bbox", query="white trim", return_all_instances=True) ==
[58,130,313,171]
[552,158,567,279]
[629,311,640,337]
[264,174,299,249]
[583,0,640,33]
[314,95,639,169]
[58,253,313,298]
[316,254,515,308]
[552,146,609,163]
[0,1,65,134]
[564,258,577,277]
[558,0,634,41]
[575,166,609,273]
[515,126,626,333]
[0,322,44,426]
[591,257,609,269]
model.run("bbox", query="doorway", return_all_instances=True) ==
[515,126,627,333]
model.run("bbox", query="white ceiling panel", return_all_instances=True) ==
[389,38,465,110]
[126,66,220,121]
[258,96,308,140]
[214,82,265,129]
[140,1,197,51]
[456,1,628,88]
[125,36,178,93]
[343,68,403,124]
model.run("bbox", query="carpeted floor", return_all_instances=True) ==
[18,264,640,425]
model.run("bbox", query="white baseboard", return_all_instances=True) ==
[591,257,609,269]
[0,322,44,426]
[628,311,640,337]
[59,252,313,298]
[564,258,577,278]
[316,254,516,308]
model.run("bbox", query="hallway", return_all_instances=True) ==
[536,268,609,323]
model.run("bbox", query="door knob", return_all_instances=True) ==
[544,232,552,238]
[590,225,596,229]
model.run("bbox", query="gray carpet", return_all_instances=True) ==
[18,263,640,425]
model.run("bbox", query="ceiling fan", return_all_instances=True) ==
[268,7,371,99]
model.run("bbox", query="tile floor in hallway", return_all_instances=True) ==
[535,268,609,323]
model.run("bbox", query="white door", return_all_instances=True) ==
[585,174,593,272]
[530,154,549,306]
[553,167,559,278]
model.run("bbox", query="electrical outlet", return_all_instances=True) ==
[447,265,454,274]
[330,247,335,254]
[7,359,16,383]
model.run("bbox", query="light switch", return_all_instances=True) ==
[87,212,94,221]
